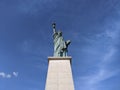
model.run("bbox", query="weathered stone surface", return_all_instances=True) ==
[45,57,74,90]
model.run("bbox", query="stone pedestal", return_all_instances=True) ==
[45,57,74,90]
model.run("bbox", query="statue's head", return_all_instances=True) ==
[58,31,62,36]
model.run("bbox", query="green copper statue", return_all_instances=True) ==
[52,23,71,57]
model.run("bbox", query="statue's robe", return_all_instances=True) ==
[53,31,67,56]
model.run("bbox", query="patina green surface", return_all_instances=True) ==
[52,23,71,57]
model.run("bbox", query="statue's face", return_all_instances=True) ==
[58,31,62,36]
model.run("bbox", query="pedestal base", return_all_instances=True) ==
[45,56,74,90]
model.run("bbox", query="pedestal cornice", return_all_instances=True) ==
[48,56,72,64]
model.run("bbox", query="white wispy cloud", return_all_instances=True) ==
[18,0,59,14]
[0,72,18,79]
[13,72,18,77]
[6,74,12,78]
[0,72,11,79]
[101,21,120,64]
[0,72,6,78]
[77,69,119,90]
[103,48,116,62]
[88,69,119,85]
[76,15,120,90]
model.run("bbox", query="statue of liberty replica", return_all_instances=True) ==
[45,23,74,90]
[52,23,71,57]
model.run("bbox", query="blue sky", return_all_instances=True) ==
[0,0,120,90]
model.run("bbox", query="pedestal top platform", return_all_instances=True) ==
[48,56,72,60]
[48,56,72,63]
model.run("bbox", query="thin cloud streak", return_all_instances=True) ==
[87,69,119,85]
[0,72,11,79]
[13,72,18,77]
[77,69,119,90]
[75,14,120,90]
[18,0,59,14]
[0,72,18,79]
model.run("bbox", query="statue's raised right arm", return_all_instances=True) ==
[52,23,56,34]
